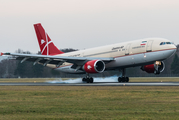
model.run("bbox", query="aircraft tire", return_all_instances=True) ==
[122,77,126,82]
[155,71,160,74]
[82,77,93,83]
[82,78,86,82]
[86,78,90,83]
[89,78,93,83]
[126,77,129,82]
[118,77,129,82]
[118,77,122,82]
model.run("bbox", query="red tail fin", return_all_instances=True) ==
[34,23,64,55]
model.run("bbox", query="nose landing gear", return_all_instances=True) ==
[154,61,161,74]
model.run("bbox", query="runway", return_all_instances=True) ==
[1,82,179,86]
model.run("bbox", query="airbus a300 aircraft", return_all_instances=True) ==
[1,23,177,83]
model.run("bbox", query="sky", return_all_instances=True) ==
[0,0,179,53]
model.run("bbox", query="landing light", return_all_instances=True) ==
[155,61,161,65]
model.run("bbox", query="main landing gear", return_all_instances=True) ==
[82,69,129,83]
[82,74,94,83]
[118,69,129,83]
[118,77,129,82]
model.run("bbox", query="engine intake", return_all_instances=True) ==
[83,60,105,73]
[141,61,165,74]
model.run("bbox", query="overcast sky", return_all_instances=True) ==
[0,0,179,53]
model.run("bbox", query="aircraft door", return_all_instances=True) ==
[125,43,131,55]
[146,40,153,52]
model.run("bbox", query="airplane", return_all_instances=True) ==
[0,23,177,83]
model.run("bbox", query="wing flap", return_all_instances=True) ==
[3,53,114,66]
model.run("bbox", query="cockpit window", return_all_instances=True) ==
[166,42,172,44]
[160,42,173,45]
[160,42,165,45]
[160,42,163,45]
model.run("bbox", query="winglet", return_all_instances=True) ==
[0,52,11,56]
[34,23,64,56]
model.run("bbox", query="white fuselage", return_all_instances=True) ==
[47,38,176,73]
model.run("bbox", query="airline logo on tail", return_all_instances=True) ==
[34,23,64,56]
[41,39,45,45]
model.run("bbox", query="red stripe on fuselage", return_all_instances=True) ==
[114,48,176,58]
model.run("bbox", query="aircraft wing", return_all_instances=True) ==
[1,52,114,67]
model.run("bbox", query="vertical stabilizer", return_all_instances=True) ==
[34,23,64,55]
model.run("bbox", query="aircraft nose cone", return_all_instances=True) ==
[171,44,177,54]
[173,42,177,47]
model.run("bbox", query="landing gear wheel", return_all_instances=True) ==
[86,78,90,83]
[82,78,86,82]
[125,77,129,82]
[118,77,122,82]
[122,77,126,82]
[118,69,129,83]
[155,71,160,74]
[89,77,93,83]
[82,77,94,83]
[118,77,129,83]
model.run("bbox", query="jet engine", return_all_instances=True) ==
[141,61,165,74]
[83,60,105,73]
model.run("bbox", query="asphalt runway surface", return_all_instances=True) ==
[1,82,179,86]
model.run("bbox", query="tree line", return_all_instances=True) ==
[0,46,179,78]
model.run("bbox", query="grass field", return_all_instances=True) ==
[0,78,179,119]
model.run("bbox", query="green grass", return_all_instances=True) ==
[0,86,179,119]
[130,77,179,82]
